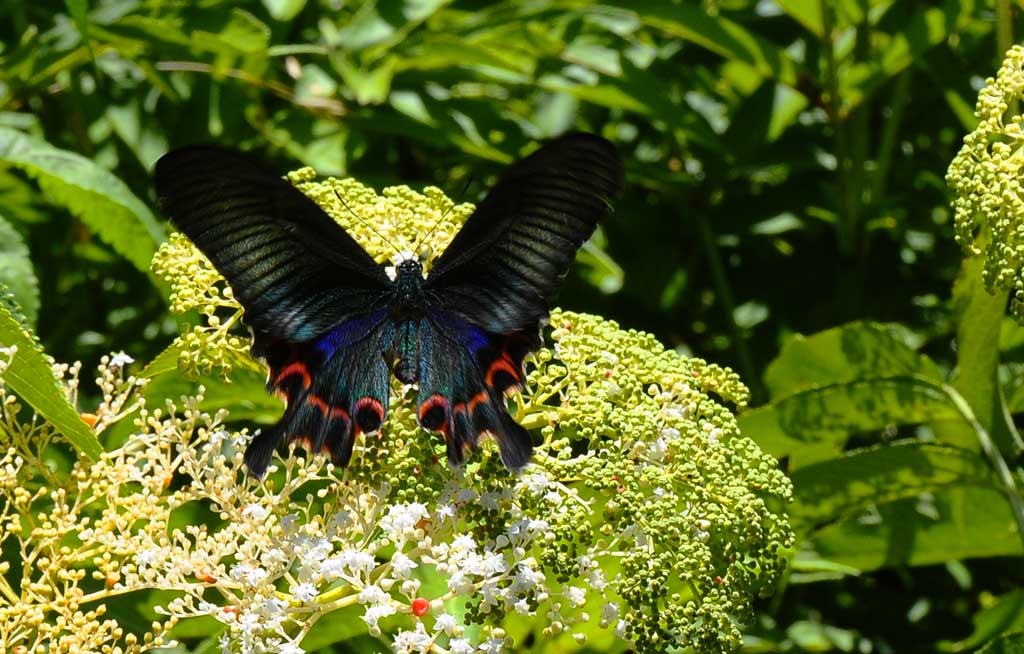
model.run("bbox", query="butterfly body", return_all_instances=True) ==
[155,134,622,476]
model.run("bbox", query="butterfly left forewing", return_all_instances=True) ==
[155,146,391,342]
[155,146,395,475]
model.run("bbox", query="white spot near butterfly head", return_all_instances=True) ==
[391,250,416,266]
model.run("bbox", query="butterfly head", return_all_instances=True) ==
[393,258,425,299]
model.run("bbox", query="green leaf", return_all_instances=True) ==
[191,8,271,58]
[262,0,308,22]
[775,0,823,37]
[576,230,623,294]
[332,55,396,105]
[764,321,943,399]
[790,442,994,531]
[950,247,1023,457]
[838,7,965,114]
[739,375,960,468]
[809,486,1023,572]
[0,302,102,460]
[0,128,165,273]
[943,590,1024,652]
[978,632,1024,654]
[0,213,39,326]
[605,1,800,86]
[139,342,282,425]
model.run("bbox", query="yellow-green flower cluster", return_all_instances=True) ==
[0,170,793,654]
[947,44,1024,322]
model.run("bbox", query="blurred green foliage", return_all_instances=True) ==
[2,0,1024,652]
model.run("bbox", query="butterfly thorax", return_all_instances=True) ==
[390,259,427,384]
[390,259,426,317]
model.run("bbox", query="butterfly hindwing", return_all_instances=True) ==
[424,133,623,333]
[244,316,393,476]
[154,146,391,342]
[414,312,540,469]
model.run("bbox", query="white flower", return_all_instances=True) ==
[332,509,353,529]
[392,622,432,653]
[601,602,620,627]
[513,598,533,615]
[565,585,587,607]
[230,562,268,587]
[449,638,474,654]
[135,547,161,569]
[708,427,723,444]
[381,502,429,538]
[262,547,288,568]
[615,619,629,639]
[363,603,397,628]
[480,581,501,610]
[400,579,421,598]
[522,472,549,495]
[241,503,268,521]
[435,503,457,520]
[326,548,376,578]
[434,612,457,635]
[543,490,563,505]
[479,491,502,510]
[480,638,506,654]
[279,643,305,654]
[511,564,545,592]
[238,611,262,633]
[391,552,418,578]
[108,351,135,368]
[359,584,391,605]
[292,582,318,603]
[451,534,477,552]
[648,437,668,461]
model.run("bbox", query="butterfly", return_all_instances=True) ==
[154,133,622,477]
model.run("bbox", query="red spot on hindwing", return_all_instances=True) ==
[275,362,311,389]
[417,394,449,431]
[354,397,385,434]
[468,391,488,413]
[485,356,520,391]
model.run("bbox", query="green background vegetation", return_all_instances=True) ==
[1,0,1023,652]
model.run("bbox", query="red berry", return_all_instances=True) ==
[412,597,430,617]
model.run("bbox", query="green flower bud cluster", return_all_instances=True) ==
[947,45,1024,322]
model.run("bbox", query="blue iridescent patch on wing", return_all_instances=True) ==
[316,310,387,357]
[429,311,491,354]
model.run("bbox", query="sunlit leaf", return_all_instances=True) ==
[0,301,102,460]
[810,486,1023,571]
[606,1,801,86]
[0,214,39,326]
[764,321,943,399]
[740,376,959,468]
[790,442,994,530]
[0,128,165,273]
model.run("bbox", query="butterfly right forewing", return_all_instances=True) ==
[414,134,623,468]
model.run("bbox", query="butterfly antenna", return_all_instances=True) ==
[332,188,403,258]
[413,174,474,260]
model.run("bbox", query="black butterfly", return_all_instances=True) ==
[154,134,622,476]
